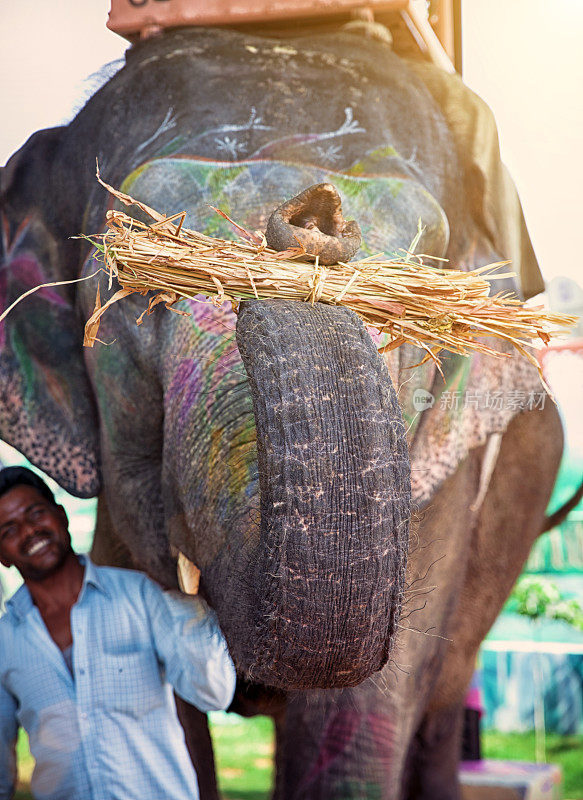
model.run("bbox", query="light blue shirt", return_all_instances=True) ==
[0,556,236,800]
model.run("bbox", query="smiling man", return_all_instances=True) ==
[0,466,235,800]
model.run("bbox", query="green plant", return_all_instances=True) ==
[508,576,583,762]
[510,576,583,629]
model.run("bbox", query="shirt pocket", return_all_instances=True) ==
[98,650,165,719]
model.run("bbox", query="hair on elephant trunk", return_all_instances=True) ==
[230,299,411,690]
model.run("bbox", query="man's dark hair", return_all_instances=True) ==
[0,467,57,506]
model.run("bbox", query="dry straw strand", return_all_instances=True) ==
[83,175,576,386]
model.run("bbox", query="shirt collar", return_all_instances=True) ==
[6,582,33,621]
[6,554,110,621]
[78,554,111,600]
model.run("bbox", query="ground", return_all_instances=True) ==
[14,716,583,799]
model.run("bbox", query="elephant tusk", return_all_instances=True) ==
[470,432,503,513]
[177,551,201,595]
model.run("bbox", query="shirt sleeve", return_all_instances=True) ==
[0,680,18,800]
[141,577,236,712]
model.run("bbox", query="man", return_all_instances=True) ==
[0,466,236,800]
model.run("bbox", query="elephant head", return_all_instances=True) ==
[1,139,412,692]
[0,26,544,703]
[3,24,566,800]
[85,171,414,689]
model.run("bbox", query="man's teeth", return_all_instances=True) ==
[27,538,50,556]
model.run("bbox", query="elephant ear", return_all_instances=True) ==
[0,128,101,497]
[410,63,544,300]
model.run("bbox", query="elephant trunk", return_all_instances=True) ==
[233,300,410,689]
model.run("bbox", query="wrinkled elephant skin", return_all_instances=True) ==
[0,26,562,800]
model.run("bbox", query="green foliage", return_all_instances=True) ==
[483,731,583,798]
[210,715,274,799]
[509,576,583,630]
[15,730,33,800]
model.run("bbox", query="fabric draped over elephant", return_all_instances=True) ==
[0,25,562,800]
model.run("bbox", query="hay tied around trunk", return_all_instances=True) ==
[83,175,576,383]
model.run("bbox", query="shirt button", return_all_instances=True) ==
[79,668,85,675]
[81,712,88,720]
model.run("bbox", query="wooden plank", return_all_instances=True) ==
[404,0,456,73]
[431,0,456,64]
[108,0,410,36]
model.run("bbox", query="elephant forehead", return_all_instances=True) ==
[119,155,450,258]
[116,156,542,510]
[117,155,452,447]
[119,155,448,436]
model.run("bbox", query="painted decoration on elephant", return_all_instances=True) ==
[113,153,541,506]
[0,211,100,496]
[119,152,449,259]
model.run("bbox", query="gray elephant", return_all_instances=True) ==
[0,19,566,800]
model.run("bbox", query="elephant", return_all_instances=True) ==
[0,20,566,800]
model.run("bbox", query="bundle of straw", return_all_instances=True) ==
[84,175,576,382]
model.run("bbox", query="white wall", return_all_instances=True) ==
[0,0,127,162]
[462,0,583,285]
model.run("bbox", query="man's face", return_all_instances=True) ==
[0,485,72,580]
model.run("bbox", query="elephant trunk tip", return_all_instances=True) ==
[265,182,361,265]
